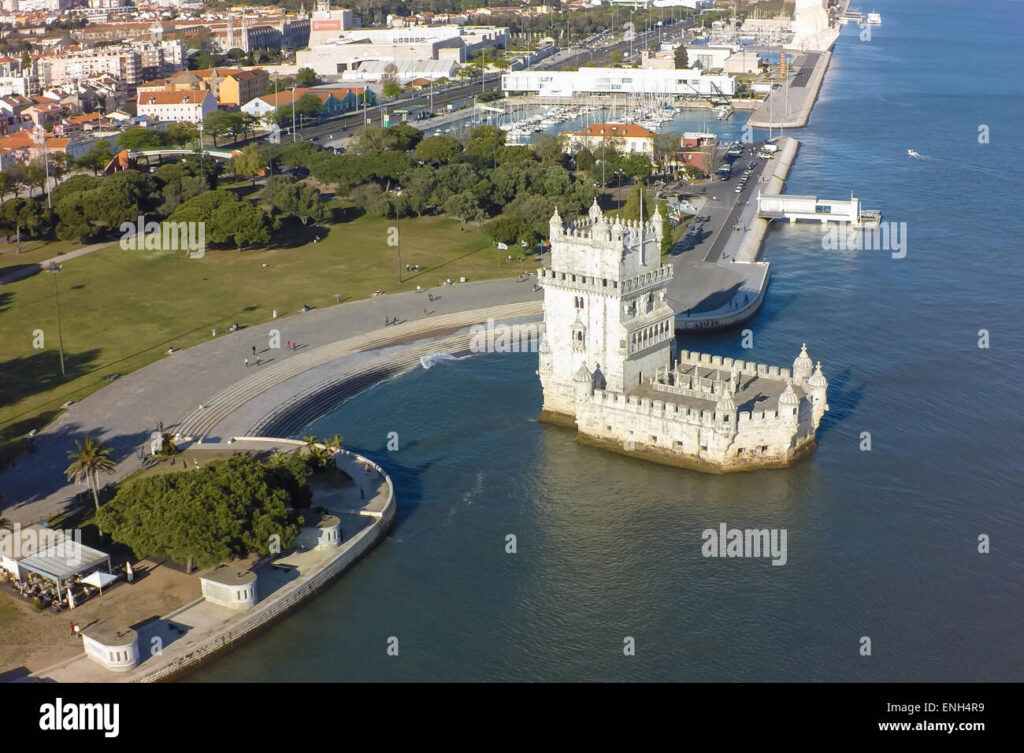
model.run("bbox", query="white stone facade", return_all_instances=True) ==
[538,203,828,470]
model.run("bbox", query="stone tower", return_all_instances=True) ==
[538,200,675,422]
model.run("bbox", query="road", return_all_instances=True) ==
[279,21,688,146]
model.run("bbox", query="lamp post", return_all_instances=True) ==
[47,262,65,378]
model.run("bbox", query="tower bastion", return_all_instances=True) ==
[538,202,828,471]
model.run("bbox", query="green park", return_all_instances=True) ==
[0,120,682,468]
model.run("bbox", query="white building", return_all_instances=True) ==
[502,66,736,98]
[568,123,655,155]
[136,89,216,123]
[537,202,828,470]
[297,24,507,77]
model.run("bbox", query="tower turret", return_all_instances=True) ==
[779,380,800,425]
[573,363,594,407]
[651,200,664,245]
[548,206,562,239]
[806,361,829,428]
[715,386,738,433]
[792,343,813,385]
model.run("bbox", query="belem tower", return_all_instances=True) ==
[536,201,829,472]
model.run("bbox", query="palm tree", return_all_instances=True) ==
[328,434,344,452]
[65,436,116,520]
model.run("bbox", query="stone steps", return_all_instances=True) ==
[175,302,541,439]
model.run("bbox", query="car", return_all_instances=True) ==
[735,186,743,192]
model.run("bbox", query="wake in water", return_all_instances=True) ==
[420,352,473,370]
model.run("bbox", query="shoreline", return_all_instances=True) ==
[29,441,397,683]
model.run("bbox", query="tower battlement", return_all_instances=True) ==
[538,204,828,472]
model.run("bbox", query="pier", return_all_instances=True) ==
[757,193,881,226]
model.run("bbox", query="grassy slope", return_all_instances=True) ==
[0,212,512,446]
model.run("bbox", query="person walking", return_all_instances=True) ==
[244,357,249,367]
[252,345,257,356]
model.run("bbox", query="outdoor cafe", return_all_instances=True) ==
[0,539,117,612]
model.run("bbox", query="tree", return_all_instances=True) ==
[0,171,14,199]
[445,191,483,225]
[295,67,318,86]
[609,50,623,64]
[261,175,328,225]
[620,181,653,223]
[203,110,234,146]
[381,81,402,99]
[532,133,567,165]
[65,436,116,523]
[97,455,308,573]
[294,93,324,128]
[166,121,199,148]
[575,147,595,173]
[117,128,167,151]
[231,144,265,186]
[0,198,53,240]
[674,45,689,69]
[74,143,114,176]
[414,135,463,164]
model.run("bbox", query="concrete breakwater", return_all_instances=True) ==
[748,51,833,130]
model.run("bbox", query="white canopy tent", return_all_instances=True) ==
[82,570,119,593]
[17,540,112,600]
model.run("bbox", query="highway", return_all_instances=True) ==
[276,21,689,146]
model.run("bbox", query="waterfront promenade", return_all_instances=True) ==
[0,278,541,527]
[30,441,396,683]
[667,136,798,331]
[748,51,832,130]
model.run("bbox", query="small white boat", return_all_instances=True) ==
[907,149,921,158]
[866,12,882,25]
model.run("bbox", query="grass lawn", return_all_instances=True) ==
[0,238,110,268]
[0,212,514,455]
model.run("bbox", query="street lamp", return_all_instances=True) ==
[292,85,297,143]
[47,262,65,378]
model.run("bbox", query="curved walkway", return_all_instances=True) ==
[0,276,541,525]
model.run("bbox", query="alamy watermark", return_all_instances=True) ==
[701,523,788,566]
[120,215,205,258]
[468,318,545,353]
[821,220,907,259]
[0,524,83,565]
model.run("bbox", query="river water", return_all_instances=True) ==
[190,0,1024,681]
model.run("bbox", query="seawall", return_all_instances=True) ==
[748,50,833,130]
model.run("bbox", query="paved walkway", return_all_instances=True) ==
[748,50,833,130]
[0,241,114,284]
[0,276,542,526]
[666,143,776,318]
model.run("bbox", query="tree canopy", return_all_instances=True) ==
[97,454,312,571]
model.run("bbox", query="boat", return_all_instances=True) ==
[907,149,921,158]
[866,12,882,25]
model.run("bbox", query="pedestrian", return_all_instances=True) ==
[69,622,75,636]
[360,488,365,500]
[252,345,256,356]
[244,357,249,367]
[424,307,427,315]
[385,316,388,326]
